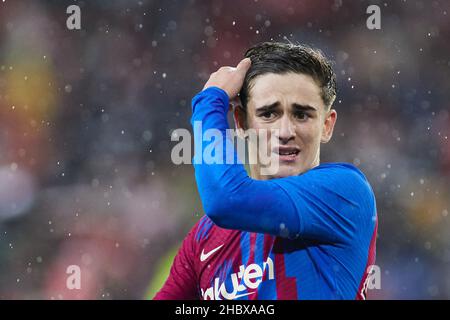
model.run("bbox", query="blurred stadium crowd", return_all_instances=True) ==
[0,0,449,299]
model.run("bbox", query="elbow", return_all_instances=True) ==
[203,194,233,229]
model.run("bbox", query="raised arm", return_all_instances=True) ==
[191,59,376,242]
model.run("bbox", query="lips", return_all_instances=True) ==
[273,146,300,162]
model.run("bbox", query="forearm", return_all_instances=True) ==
[191,87,300,238]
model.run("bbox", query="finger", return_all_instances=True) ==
[236,58,251,71]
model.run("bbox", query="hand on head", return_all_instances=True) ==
[203,58,252,100]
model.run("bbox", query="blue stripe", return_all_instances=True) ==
[257,251,277,299]
[195,217,214,241]
[254,233,264,265]
[240,232,250,265]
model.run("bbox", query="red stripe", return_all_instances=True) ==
[355,217,378,300]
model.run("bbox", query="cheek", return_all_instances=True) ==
[296,122,322,145]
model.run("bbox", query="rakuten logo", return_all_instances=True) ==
[201,257,275,300]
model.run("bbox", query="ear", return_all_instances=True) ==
[321,109,337,143]
[232,98,247,139]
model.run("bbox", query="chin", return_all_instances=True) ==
[266,165,304,179]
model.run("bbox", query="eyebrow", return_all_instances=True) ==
[255,102,279,113]
[292,103,317,112]
[255,102,318,112]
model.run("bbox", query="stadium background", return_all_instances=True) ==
[0,0,449,299]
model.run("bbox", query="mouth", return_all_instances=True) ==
[272,146,301,163]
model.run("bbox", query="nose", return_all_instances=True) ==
[276,115,296,144]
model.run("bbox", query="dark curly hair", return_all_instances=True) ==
[239,41,337,111]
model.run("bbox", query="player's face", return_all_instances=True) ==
[235,72,337,179]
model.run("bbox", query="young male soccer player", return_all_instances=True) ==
[154,42,377,300]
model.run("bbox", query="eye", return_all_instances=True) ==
[295,112,309,121]
[259,111,277,120]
